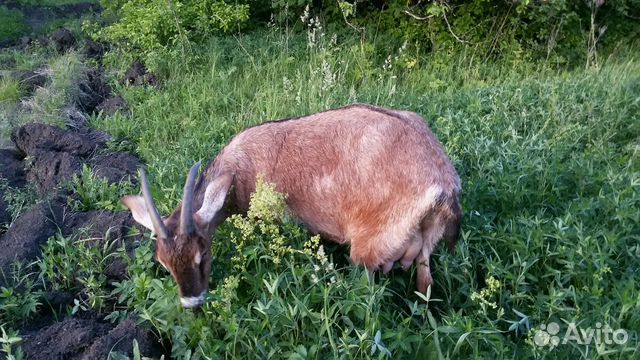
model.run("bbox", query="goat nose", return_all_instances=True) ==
[180,292,205,308]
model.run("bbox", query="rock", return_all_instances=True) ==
[81,316,162,360]
[0,200,63,286]
[90,152,141,184]
[51,28,76,53]
[77,69,111,114]
[27,150,83,193]
[12,123,102,158]
[21,316,111,360]
[96,95,128,116]
[0,148,26,188]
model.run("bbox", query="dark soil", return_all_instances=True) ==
[90,151,141,184]
[0,200,63,287]
[96,94,128,116]
[82,39,106,59]
[77,68,111,114]
[63,210,134,243]
[12,123,103,158]
[0,196,9,229]
[82,315,164,360]
[0,148,26,188]
[9,123,139,193]
[14,69,49,95]
[50,27,76,53]
[19,313,163,360]
[124,60,158,87]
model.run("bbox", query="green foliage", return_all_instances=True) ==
[0,179,40,225]
[267,0,639,65]
[0,327,24,360]
[110,339,160,360]
[92,0,250,63]
[0,7,27,43]
[39,233,122,312]
[0,77,23,104]
[0,263,40,327]
[69,164,133,212]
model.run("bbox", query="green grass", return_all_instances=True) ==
[0,6,27,43]
[0,25,638,359]
[0,77,22,103]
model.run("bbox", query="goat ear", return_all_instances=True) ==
[121,195,157,233]
[194,174,233,226]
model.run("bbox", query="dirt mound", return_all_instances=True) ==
[82,40,106,59]
[19,313,162,360]
[30,151,84,193]
[41,290,75,314]
[51,28,76,53]
[96,94,128,116]
[0,149,26,188]
[90,151,141,184]
[14,70,49,95]
[12,123,102,158]
[82,316,163,360]
[77,69,111,114]
[0,197,9,229]
[124,60,158,87]
[63,210,134,242]
[9,123,140,192]
[0,200,63,286]
[21,316,111,360]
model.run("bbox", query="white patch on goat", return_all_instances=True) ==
[180,291,206,308]
[194,250,201,265]
[315,174,334,193]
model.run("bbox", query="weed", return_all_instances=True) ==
[69,164,133,212]
[0,179,40,225]
[0,78,22,104]
[38,233,122,313]
[0,327,24,360]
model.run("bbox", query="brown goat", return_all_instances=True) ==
[122,104,461,308]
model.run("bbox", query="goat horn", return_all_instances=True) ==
[180,162,201,235]
[140,169,170,239]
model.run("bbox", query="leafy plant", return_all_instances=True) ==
[39,233,122,312]
[0,327,23,360]
[91,0,250,63]
[69,164,133,212]
[0,263,40,326]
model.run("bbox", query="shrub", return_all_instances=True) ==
[93,0,250,59]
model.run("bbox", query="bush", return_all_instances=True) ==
[266,0,639,65]
[93,0,250,59]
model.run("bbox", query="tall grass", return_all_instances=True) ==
[88,27,640,359]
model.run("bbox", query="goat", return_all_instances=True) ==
[122,104,462,308]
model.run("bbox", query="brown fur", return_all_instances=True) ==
[123,103,462,306]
